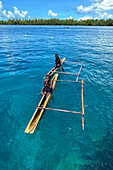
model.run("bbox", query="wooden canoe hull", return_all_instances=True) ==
[47,57,65,76]
[24,73,58,134]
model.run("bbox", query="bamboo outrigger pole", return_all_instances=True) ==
[81,80,85,130]
[55,71,78,75]
[38,107,82,114]
[65,61,82,64]
[56,80,82,83]
[76,62,84,81]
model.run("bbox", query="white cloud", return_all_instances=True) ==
[99,12,113,18]
[2,10,8,18]
[7,11,14,18]
[14,7,28,18]
[0,1,30,19]
[22,10,28,16]
[67,16,73,20]
[1,10,14,18]
[0,1,3,9]
[90,0,102,3]
[48,10,58,17]
[0,1,3,18]
[0,2,14,18]
[79,16,93,21]
[77,5,93,14]
[77,0,113,19]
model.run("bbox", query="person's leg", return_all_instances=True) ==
[61,64,65,72]
[46,92,50,99]
[54,64,57,69]
[61,66,65,72]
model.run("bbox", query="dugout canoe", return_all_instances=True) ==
[47,57,65,76]
[24,73,58,134]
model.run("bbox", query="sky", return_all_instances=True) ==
[0,0,113,20]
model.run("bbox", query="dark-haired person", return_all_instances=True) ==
[55,54,65,72]
[41,74,53,97]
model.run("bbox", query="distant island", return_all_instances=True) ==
[0,18,113,26]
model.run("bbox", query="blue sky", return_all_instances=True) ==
[0,0,113,20]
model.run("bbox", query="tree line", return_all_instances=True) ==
[0,18,113,26]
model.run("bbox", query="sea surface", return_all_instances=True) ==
[0,25,113,170]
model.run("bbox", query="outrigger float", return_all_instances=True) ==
[25,58,86,134]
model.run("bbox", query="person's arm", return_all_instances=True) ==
[54,58,57,68]
[41,81,45,95]
[41,86,44,95]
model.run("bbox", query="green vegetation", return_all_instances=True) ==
[0,18,113,26]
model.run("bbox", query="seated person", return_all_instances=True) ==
[55,54,65,72]
[41,74,53,97]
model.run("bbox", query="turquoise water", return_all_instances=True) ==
[0,25,113,170]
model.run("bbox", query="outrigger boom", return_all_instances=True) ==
[37,107,82,114]
[25,58,86,134]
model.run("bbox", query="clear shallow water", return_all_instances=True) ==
[0,25,113,170]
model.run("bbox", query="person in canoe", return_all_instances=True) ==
[41,74,53,97]
[55,54,65,72]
